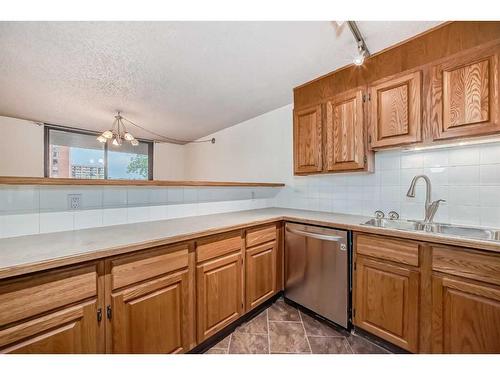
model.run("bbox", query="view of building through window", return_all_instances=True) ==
[47,128,152,180]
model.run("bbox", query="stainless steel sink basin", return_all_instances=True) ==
[363,218,423,231]
[362,218,500,242]
[424,223,500,241]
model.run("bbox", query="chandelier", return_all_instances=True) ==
[97,111,139,146]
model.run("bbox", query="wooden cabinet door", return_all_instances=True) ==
[110,269,191,354]
[197,252,243,342]
[431,275,500,353]
[431,45,500,140]
[293,105,323,174]
[0,301,100,353]
[0,262,104,354]
[354,256,419,352]
[246,241,277,311]
[325,88,367,171]
[369,71,422,148]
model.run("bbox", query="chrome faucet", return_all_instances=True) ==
[406,175,445,224]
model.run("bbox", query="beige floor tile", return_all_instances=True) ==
[228,332,269,354]
[268,300,300,322]
[308,337,352,354]
[300,311,348,337]
[269,321,310,353]
[236,311,268,334]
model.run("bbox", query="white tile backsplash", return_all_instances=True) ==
[40,211,74,233]
[276,144,500,228]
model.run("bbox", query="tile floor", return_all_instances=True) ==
[204,299,391,354]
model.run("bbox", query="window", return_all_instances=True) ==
[45,126,153,180]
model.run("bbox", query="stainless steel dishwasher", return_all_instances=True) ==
[284,222,349,328]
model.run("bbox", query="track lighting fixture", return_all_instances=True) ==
[347,21,370,66]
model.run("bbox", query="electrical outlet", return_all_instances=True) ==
[68,194,82,210]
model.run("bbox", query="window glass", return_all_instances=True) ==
[46,128,152,180]
[48,129,105,179]
[108,141,150,180]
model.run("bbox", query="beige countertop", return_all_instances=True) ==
[1,208,499,280]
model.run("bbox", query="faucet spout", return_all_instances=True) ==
[406,175,443,223]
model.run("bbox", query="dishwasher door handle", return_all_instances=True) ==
[285,227,344,242]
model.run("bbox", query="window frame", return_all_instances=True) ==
[44,124,154,180]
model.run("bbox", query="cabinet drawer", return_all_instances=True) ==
[109,244,189,290]
[0,264,98,327]
[356,234,420,267]
[196,232,242,263]
[246,224,277,248]
[432,246,500,286]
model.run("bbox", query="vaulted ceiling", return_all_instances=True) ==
[0,21,441,141]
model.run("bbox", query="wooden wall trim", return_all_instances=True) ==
[0,176,285,188]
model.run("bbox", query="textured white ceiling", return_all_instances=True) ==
[0,21,441,141]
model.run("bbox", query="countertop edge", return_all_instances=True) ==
[1,211,499,280]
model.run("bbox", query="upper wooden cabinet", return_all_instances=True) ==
[369,70,422,148]
[0,263,104,354]
[293,105,323,174]
[431,45,500,140]
[325,88,367,171]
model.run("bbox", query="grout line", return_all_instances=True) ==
[266,308,271,354]
[343,337,354,354]
[299,311,313,354]
[268,319,303,323]
[226,333,232,354]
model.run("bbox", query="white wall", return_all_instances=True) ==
[153,142,186,180]
[185,105,293,183]
[0,116,44,177]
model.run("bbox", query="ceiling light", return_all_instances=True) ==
[102,130,113,139]
[97,111,138,147]
[347,22,370,67]
[124,132,134,141]
[353,48,366,66]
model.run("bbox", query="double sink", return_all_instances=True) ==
[363,218,500,242]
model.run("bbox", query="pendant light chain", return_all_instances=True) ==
[97,111,215,146]
[120,115,215,145]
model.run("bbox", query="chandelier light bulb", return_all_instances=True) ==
[102,130,113,139]
[124,132,135,141]
[131,139,139,146]
[112,137,120,146]
[96,135,107,143]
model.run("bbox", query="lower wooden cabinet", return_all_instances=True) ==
[0,263,104,354]
[431,275,500,353]
[246,241,277,311]
[110,269,191,354]
[106,243,194,354]
[354,255,420,352]
[354,233,500,354]
[431,245,500,353]
[196,251,243,342]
